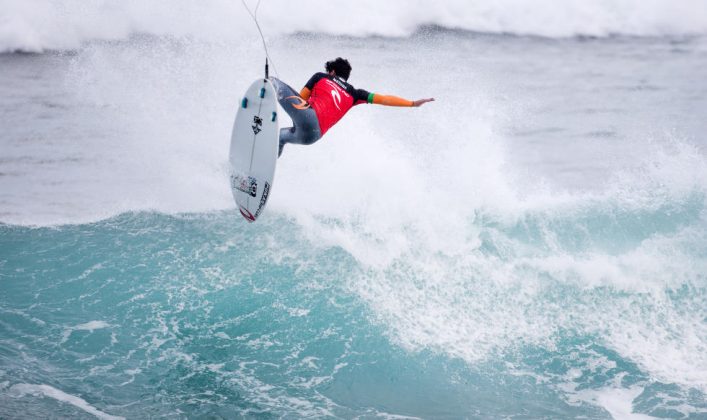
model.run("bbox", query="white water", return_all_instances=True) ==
[8,383,124,420]
[2,0,707,53]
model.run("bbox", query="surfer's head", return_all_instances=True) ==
[325,57,352,81]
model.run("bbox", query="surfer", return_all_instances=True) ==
[270,57,434,157]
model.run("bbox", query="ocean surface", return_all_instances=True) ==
[1,1,707,418]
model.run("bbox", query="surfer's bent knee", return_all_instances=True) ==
[300,129,321,145]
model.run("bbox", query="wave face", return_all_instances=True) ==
[2,0,707,53]
[1,9,707,419]
[1,204,704,418]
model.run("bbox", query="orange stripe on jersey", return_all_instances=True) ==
[299,87,311,101]
[371,94,414,107]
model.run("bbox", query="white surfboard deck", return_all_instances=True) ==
[229,78,279,222]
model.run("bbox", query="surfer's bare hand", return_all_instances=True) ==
[412,98,435,107]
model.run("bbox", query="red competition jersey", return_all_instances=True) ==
[304,73,372,135]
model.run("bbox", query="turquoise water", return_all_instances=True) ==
[2,192,705,417]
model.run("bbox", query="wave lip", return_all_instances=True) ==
[2,0,707,54]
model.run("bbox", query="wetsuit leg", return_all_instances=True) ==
[270,78,322,156]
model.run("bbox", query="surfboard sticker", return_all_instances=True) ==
[229,79,279,222]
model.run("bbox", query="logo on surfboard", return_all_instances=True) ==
[236,181,269,222]
[231,174,257,197]
[252,115,263,135]
[239,206,256,222]
[253,181,270,219]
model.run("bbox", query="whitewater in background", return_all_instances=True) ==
[1,1,707,418]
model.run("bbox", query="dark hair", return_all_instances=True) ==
[325,57,352,81]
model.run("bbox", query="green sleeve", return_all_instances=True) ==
[367,92,375,104]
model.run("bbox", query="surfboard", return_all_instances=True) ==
[229,78,279,222]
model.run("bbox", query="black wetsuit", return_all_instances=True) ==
[270,78,320,157]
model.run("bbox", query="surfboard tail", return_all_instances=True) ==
[238,206,256,222]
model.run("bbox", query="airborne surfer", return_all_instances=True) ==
[270,57,434,157]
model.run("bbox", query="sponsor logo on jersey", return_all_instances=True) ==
[330,89,341,110]
[330,76,349,91]
[323,79,351,99]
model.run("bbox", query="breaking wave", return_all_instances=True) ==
[2,0,707,53]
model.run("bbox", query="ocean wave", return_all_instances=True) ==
[1,0,707,53]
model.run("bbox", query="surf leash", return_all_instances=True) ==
[239,0,279,79]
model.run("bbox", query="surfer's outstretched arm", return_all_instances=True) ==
[369,94,435,107]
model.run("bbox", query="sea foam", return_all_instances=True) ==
[8,383,124,420]
[1,0,707,53]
